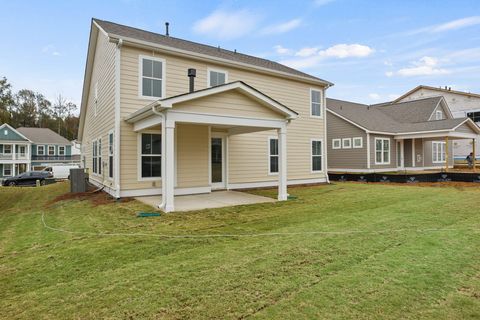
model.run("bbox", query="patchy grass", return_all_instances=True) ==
[1,182,479,319]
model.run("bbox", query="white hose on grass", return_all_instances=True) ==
[41,211,479,239]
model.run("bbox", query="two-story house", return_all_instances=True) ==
[0,124,79,180]
[78,19,333,212]
[326,97,480,173]
[395,85,480,158]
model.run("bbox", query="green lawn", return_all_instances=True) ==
[1,182,480,319]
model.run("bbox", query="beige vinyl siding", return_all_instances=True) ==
[174,90,284,119]
[370,134,397,170]
[326,112,367,170]
[456,122,477,134]
[176,124,209,188]
[82,32,116,188]
[119,45,327,190]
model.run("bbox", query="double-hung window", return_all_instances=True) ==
[432,141,446,163]
[3,144,11,154]
[3,164,12,176]
[140,133,161,178]
[269,138,279,174]
[37,145,44,155]
[98,139,102,175]
[467,111,480,123]
[59,146,65,156]
[92,140,97,174]
[311,89,322,117]
[109,132,114,179]
[375,138,390,164]
[311,140,323,172]
[208,69,227,87]
[48,146,55,156]
[140,56,164,98]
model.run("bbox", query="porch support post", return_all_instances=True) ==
[445,137,449,172]
[164,120,176,212]
[277,126,288,201]
[411,138,415,168]
[473,138,476,172]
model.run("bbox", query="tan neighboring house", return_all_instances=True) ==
[78,19,333,212]
[326,97,480,173]
[396,85,480,158]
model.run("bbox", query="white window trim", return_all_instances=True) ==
[310,88,323,119]
[353,137,363,148]
[3,144,12,154]
[311,138,324,173]
[332,139,341,149]
[58,145,65,156]
[108,129,114,180]
[435,110,443,120]
[37,145,45,156]
[207,67,228,88]
[432,141,446,163]
[268,136,279,175]
[374,137,391,165]
[48,145,55,156]
[137,131,162,181]
[3,163,12,176]
[138,55,166,100]
[342,138,352,149]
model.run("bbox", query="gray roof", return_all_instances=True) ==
[326,97,469,134]
[16,127,71,144]
[93,19,332,86]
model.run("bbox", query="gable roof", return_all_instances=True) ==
[92,19,333,87]
[126,81,298,123]
[326,97,479,135]
[394,85,480,102]
[0,123,30,142]
[16,127,70,144]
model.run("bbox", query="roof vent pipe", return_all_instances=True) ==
[188,68,196,93]
[165,22,170,36]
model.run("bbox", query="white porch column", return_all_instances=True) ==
[411,138,415,168]
[163,119,176,212]
[12,143,16,160]
[277,126,288,201]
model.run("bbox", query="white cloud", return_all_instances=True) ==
[273,45,293,55]
[261,18,302,35]
[318,44,374,58]
[369,93,381,100]
[295,47,319,57]
[42,44,61,56]
[280,44,374,69]
[192,9,259,39]
[408,16,480,35]
[313,0,335,6]
[389,56,450,77]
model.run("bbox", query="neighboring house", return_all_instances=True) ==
[0,123,32,179]
[326,97,480,173]
[78,18,332,212]
[395,85,480,158]
[15,127,79,170]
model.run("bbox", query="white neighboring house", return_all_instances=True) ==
[396,85,480,158]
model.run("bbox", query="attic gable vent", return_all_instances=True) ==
[4,129,7,135]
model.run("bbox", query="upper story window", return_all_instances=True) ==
[435,110,443,120]
[3,144,12,154]
[208,69,227,87]
[37,145,45,155]
[467,111,480,123]
[310,89,322,117]
[48,146,55,156]
[59,146,65,156]
[140,56,165,99]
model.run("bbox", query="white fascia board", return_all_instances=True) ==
[107,34,333,88]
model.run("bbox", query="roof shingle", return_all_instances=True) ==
[16,127,71,144]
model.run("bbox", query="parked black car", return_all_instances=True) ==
[1,171,53,187]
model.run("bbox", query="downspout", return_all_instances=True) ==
[152,104,166,210]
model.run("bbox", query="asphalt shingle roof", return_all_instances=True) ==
[93,19,332,86]
[16,127,71,144]
[326,97,468,134]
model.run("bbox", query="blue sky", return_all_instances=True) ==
[1,0,479,110]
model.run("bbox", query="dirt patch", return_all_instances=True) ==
[46,190,134,208]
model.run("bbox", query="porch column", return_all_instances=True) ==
[12,143,16,160]
[411,138,415,168]
[164,120,176,212]
[445,137,449,172]
[473,138,476,172]
[277,126,288,201]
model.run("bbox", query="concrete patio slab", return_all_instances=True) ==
[135,190,275,212]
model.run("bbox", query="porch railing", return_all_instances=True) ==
[0,153,29,160]
[31,155,75,161]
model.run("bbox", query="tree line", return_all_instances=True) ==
[0,76,79,141]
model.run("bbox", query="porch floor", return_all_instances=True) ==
[135,190,276,212]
